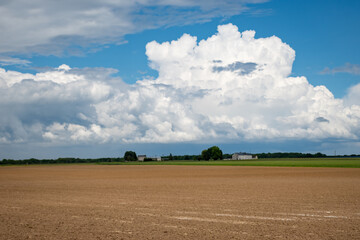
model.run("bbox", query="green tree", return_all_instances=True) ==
[208,146,223,160]
[124,151,138,161]
[201,146,223,160]
[201,149,210,161]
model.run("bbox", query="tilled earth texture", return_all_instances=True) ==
[0,165,359,240]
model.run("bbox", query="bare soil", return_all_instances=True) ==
[0,165,359,239]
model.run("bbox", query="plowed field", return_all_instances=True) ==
[0,165,359,239]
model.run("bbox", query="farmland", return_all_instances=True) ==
[0,165,359,239]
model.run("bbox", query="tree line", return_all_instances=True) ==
[256,152,327,158]
[0,157,122,165]
[1,148,358,165]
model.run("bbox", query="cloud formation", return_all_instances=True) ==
[0,56,31,66]
[1,24,360,146]
[321,63,360,75]
[0,0,267,56]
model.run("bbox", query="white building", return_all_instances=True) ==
[232,152,258,160]
[138,155,146,161]
[137,155,162,161]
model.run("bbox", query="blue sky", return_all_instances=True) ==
[1,0,360,159]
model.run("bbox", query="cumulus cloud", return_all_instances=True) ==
[0,0,267,55]
[344,83,360,107]
[1,23,360,146]
[0,65,117,143]
[321,63,360,75]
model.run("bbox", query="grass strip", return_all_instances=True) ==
[98,158,360,168]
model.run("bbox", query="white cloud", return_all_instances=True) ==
[0,56,31,66]
[0,23,360,146]
[344,83,360,109]
[0,66,115,143]
[0,0,268,55]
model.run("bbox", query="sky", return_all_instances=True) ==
[1,0,360,159]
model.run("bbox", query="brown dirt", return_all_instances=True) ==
[0,165,359,239]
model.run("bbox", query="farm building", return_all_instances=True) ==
[232,152,258,160]
[137,155,162,161]
[138,155,146,161]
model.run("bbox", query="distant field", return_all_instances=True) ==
[99,158,360,168]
